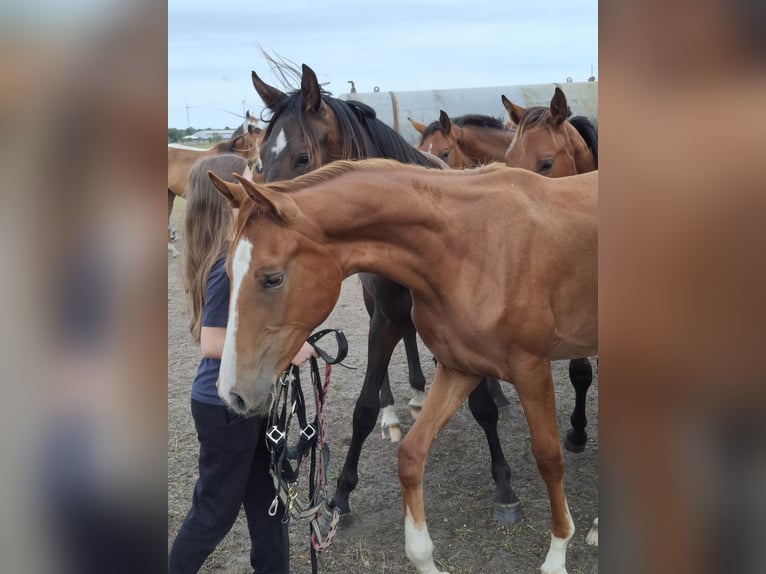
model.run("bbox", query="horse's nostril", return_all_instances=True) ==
[229,391,247,413]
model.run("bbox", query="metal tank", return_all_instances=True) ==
[338,81,598,145]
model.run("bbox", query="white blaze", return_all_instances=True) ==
[219,237,253,400]
[271,128,287,157]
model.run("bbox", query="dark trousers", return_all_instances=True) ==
[169,400,287,574]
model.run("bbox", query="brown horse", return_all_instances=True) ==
[503,87,599,454]
[209,158,597,573]
[502,87,598,176]
[167,113,263,255]
[250,63,523,528]
[408,111,515,168]
[412,106,596,454]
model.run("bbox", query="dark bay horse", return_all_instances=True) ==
[412,106,595,453]
[209,159,598,573]
[503,87,599,454]
[167,113,263,255]
[408,111,515,168]
[250,63,521,525]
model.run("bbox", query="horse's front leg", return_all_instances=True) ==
[511,354,574,574]
[331,305,404,515]
[398,364,480,574]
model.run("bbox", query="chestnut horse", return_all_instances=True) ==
[209,159,598,574]
[502,87,599,453]
[413,107,597,453]
[167,113,263,255]
[250,63,521,525]
[408,111,515,168]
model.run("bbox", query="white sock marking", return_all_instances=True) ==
[540,499,575,574]
[404,507,445,574]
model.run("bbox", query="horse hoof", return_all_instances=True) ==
[564,430,587,453]
[493,501,524,525]
[381,423,402,443]
[585,517,598,546]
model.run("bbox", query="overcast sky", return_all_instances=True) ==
[168,0,597,129]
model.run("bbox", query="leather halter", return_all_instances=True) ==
[266,329,351,572]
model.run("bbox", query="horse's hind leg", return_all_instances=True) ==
[331,306,404,516]
[564,357,593,453]
[403,322,426,418]
[468,377,523,525]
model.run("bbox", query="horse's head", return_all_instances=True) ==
[503,88,596,177]
[252,64,349,182]
[208,172,343,416]
[409,111,469,168]
[231,112,265,175]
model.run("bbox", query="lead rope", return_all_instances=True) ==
[265,330,351,574]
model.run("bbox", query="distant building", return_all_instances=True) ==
[183,129,235,142]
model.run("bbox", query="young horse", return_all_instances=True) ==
[412,107,595,453]
[502,87,599,454]
[502,87,598,176]
[167,113,263,255]
[408,111,515,169]
[209,159,598,574]
[250,63,522,525]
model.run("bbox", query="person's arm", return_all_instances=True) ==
[200,326,226,359]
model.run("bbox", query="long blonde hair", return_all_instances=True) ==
[182,154,247,342]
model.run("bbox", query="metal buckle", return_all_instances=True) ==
[267,425,286,445]
[301,423,316,442]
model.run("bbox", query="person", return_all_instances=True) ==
[169,153,316,574]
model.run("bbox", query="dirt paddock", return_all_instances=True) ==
[168,209,599,573]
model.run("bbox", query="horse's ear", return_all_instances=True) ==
[408,117,427,135]
[208,171,245,209]
[550,87,568,126]
[438,110,452,135]
[252,70,286,110]
[232,174,299,221]
[501,95,526,126]
[301,64,322,114]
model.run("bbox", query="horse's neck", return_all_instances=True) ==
[298,175,449,295]
[564,123,596,174]
[462,128,515,164]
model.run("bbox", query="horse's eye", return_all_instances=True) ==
[440,150,449,160]
[296,153,309,167]
[262,272,285,290]
[538,159,553,173]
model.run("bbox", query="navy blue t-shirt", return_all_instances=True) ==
[191,255,229,406]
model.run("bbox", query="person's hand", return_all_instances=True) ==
[291,341,318,367]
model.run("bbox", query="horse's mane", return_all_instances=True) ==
[263,90,444,169]
[420,114,506,139]
[517,107,598,167]
[568,116,598,168]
